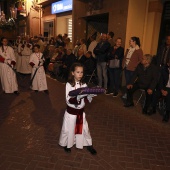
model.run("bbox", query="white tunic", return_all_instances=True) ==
[29,52,48,91]
[0,46,18,93]
[16,43,22,72]
[20,43,32,74]
[59,82,93,149]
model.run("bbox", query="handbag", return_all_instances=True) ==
[109,59,120,68]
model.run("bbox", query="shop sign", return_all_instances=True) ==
[51,0,72,14]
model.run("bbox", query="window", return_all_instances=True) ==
[67,18,72,42]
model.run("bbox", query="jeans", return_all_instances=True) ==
[124,68,134,85]
[108,68,122,93]
[97,62,108,89]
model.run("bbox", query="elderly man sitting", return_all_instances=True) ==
[124,54,159,115]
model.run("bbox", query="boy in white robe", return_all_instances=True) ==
[29,44,48,93]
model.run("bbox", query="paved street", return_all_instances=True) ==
[0,75,170,170]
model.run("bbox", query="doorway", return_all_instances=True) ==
[85,13,109,42]
[43,21,54,38]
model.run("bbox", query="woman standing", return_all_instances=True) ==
[107,38,124,97]
[122,36,143,98]
[0,37,19,94]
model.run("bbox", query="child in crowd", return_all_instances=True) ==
[29,44,48,94]
[59,63,97,155]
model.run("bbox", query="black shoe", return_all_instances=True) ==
[113,92,118,97]
[34,90,38,93]
[162,111,169,122]
[87,146,97,155]
[147,107,156,115]
[142,108,147,114]
[64,146,71,153]
[105,89,113,95]
[14,91,19,95]
[44,90,49,94]
[124,102,134,107]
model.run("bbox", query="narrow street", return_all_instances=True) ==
[0,75,170,170]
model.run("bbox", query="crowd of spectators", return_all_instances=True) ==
[2,32,170,123]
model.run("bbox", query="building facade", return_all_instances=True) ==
[0,0,169,56]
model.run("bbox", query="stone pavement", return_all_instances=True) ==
[0,75,170,170]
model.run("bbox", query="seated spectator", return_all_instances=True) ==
[124,54,159,115]
[84,51,96,75]
[73,40,80,57]
[59,49,76,81]
[64,38,73,50]
[79,38,87,55]
[77,49,86,64]
[55,34,65,48]
[159,58,170,122]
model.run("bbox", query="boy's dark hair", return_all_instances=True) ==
[68,63,85,87]
[33,44,40,49]
[108,31,114,38]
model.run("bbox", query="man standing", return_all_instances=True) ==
[94,33,110,91]
[156,35,170,67]
[107,31,114,47]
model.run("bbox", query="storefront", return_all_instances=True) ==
[39,0,73,40]
[51,0,73,40]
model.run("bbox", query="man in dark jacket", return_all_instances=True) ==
[156,35,170,67]
[159,59,170,122]
[93,33,110,91]
[59,49,76,81]
[124,54,159,115]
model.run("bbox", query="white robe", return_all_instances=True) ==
[59,82,92,149]
[16,43,22,72]
[0,46,18,93]
[29,52,48,91]
[20,43,32,74]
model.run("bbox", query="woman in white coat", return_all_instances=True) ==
[0,37,19,94]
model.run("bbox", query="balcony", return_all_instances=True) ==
[38,0,60,7]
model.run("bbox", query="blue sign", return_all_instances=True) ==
[51,0,73,14]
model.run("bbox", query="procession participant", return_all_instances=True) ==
[0,37,19,94]
[29,44,48,94]
[19,38,32,74]
[15,36,23,72]
[59,63,97,155]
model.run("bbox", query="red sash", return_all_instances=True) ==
[67,106,84,134]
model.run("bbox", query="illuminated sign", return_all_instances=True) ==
[51,0,72,14]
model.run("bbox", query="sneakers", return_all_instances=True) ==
[105,90,113,95]
[122,93,127,99]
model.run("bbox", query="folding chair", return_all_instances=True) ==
[85,68,98,85]
[136,89,145,106]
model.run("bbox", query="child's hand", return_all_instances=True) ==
[77,94,87,101]
[88,94,97,98]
